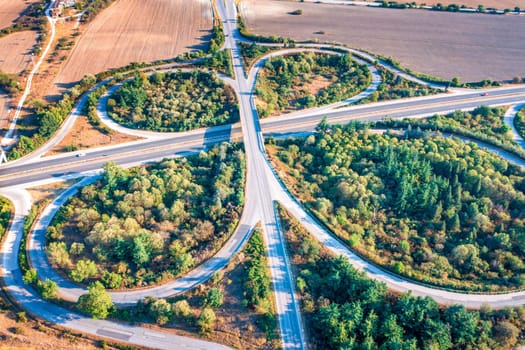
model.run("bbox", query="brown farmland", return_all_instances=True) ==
[240,0,525,82]
[54,0,212,88]
[0,0,38,28]
[0,30,36,74]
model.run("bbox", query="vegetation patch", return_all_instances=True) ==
[514,107,525,140]
[255,52,370,117]
[268,123,525,291]
[46,143,245,289]
[107,71,239,132]
[111,229,279,349]
[278,204,525,350]
[359,66,441,103]
[377,106,525,159]
[0,197,12,241]
[239,42,280,72]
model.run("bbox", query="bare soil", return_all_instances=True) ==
[240,0,525,82]
[0,0,39,29]
[0,31,37,74]
[46,115,142,156]
[53,0,213,90]
[0,297,100,350]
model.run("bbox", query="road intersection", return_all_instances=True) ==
[1,0,525,348]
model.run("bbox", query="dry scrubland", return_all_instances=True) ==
[54,0,212,87]
[0,31,37,74]
[240,0,525,82]
[0,0,38,28]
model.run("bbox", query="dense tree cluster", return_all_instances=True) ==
[280,206,525,350]
[47,143,245,288]
[361,66,440,103]
[108,70,239,132]
[255,52,370,117]
[0,71,20,94]
[269,123,525,291]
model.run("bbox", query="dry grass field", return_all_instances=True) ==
[0,90,10,130]
[318,0,524,10]
[54,0,212,88]
[240,0,525,82]
[0,31,37,74]
[0,0,38,28]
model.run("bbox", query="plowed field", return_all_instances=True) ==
[0,0,38,28]
[54,0,212,87]
[240,0,525,82]
[0,30,36,73]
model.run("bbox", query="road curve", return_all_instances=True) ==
[0,187,232,350]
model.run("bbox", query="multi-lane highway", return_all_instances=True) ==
[1,0,525,348]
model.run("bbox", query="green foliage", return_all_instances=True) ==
[48,143,246,288]
[108,70,239,132]
[76,0,117,22]
[70,259,98,282]
[38,279,58,300]
[203,288,223,308]
[271,124,525,291]
[256,52,370,116]
[514,108,525,140]
[0,197,11,241]
[0,71,20,94]
[77,281,114,319]
[243,230,272,311]
[280,207,525,350]
[360,66,440,103]
[239,42,278,71]
[197,307,216,334]
[22,269,38,285]
[138,297,174,325]
[172,299,192,319]
[201,49,234,77]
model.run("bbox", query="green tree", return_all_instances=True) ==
[197,307,216,334]
[77,281,113,319]
[70,259,97,282]
[203,288,223,308]
[22,269,38,285]
[38,279,58,300]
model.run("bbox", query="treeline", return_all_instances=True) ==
[0,197,11,242]
[280,206,525,350]
[46,143,246,288]
[256,52,371,117]
[239,42,278,71]
[108,70,239,132]
[76,0,117,22]
[9,75,99,160]
[515,108,525,140]
[268,123,525,291]
[361,66,440,103]
[376,106,525,160]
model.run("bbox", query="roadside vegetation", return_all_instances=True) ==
[279,205,525,350]
[46,143,246,289]
[255,52,370,117]
[0,197,12,241]
[360,66,440,103]
[268,123,525,292]
[110,229,279,349]
[377,106,525,159]
[239,42,280,71]
[514,107,525,140]
[107,70,239,132]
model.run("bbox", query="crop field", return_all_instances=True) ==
[0,0,38,28]
[53,0,212,87]
[305,0,524,10]
[240,0,525,82]
[0,31,36,74]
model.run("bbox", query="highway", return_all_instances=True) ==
[0,0,524,348]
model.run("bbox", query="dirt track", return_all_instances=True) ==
[0,30,36,74]
[0,0,38,28]
[54,0,212,87]
[240,0,525,82]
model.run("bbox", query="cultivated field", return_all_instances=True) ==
[307,0,525,10]
[0,0,38,28]
[0,31,37,74]
[54,0,212,88]
[240,0,525,82]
